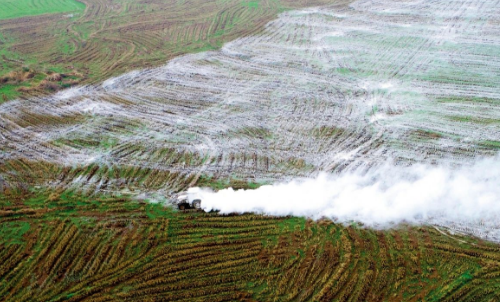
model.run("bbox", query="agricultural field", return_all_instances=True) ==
[3,190,500,301]
[1,0,500,300]
[1,0,500,230]
[0,0,345,101]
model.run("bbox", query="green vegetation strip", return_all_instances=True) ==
[0,0,85,20]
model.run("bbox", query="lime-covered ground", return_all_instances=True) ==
[0,0,85,20]
[1,0,499,237]
[1,0,500,299]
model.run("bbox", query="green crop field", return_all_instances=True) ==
[1,159,500,301]
[0,0,85,20]
[2,190,500,301]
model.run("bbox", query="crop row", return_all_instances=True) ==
[2,190,500,301]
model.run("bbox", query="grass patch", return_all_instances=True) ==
[145,203,175,219]
[436,96,500,104]
[478,140,500,149]
[447,115,500,125]
[242,1,259,8]
[0,221,30,245]
[0,0,85,20]
[0,84,20,102]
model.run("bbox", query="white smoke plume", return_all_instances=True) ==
[193,156,500,236]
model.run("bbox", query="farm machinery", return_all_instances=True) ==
[173,189,202,210]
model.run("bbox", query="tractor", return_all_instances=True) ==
[173,189,202,210]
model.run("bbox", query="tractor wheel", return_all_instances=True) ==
[178,204,186,210]
[192,200,201,209]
